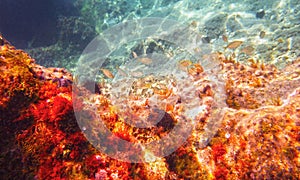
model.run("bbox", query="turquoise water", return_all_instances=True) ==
[0,0,299,68]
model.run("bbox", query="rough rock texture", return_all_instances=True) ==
[0,37,299,179]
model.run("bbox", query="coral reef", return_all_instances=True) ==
[0,36,299,179]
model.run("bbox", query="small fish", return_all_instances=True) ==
[187,63,203,76]
[165,51,174,58]
[178,59,192,71]
[73,75,79,84]
[277,38,284,43]
[138,57,153,65]
[132,51,138,58]
[100,68,114,79]
[222,35,228,42]
[241,46,255,55]
[190,20,198,28]
[231,52,236,59]
[259,31,266,38]
[193,47,201,53]
[226,40,243,49]
[165,103,174,112]
[116,66,128,77]
[130,71,143,77]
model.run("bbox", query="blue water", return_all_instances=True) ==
[0,0,299,68]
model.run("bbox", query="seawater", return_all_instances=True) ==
[0,0,299,68]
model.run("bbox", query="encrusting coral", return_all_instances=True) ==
[0,36,299,179]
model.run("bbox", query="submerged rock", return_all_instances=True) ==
[256,9,265,19]
[0,37,299,179]
[203,13,228,40]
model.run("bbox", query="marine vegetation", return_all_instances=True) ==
[0,36,299,179]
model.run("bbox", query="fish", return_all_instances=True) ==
[116,66,128,77]
[72,75,79,84]
[165,103,174,112]
[100,68,114,79]
[130,71,143,77]
[138,57,153,65]
[259,31,266,38]
[226,40,243,49]
[188,63,203,76]
[178,59,193,71]
[222,35,228,42]
[190,20,198,28]
[132,51,153,65]
[241,45,255,55]
[193,47,201,53]
[277,38,284,43]
[132,51,138,58]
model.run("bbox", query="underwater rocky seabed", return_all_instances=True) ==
[0,0,300,179]
[1,28,300,179]
[17,0,300,71]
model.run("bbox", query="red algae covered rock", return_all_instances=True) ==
[0,38,131,179]
[205,94,300,179]
[0,36,41,179]
[0,36,300,179]
[0,38,39,118]
[197,57,300,179]
[225,58,300,110]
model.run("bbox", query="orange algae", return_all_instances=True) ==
[0,43,39,110]
[1,37,300,179]
[17,81,132,179]
[166,145,209,179]
[0,39,42,179]
[207,95,300,179]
